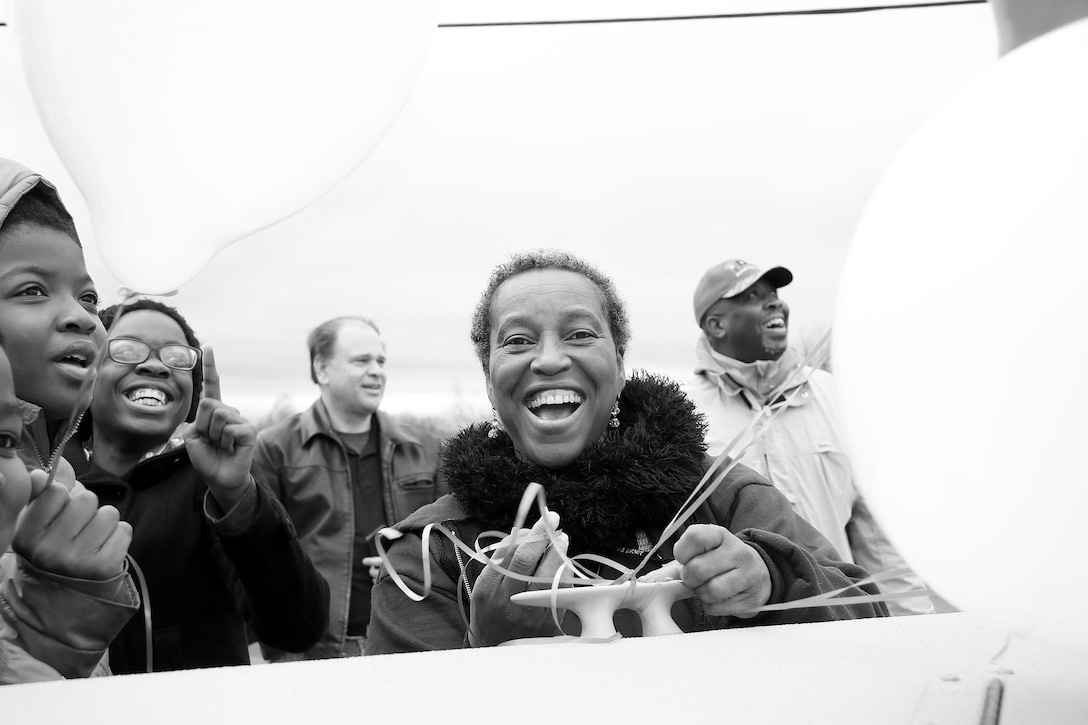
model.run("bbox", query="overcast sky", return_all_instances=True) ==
[0,1,996,420]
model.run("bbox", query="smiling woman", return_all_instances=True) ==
[484,267,627,468]
[367,249,888,654]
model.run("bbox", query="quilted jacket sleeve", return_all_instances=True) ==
[0,552,139,684]
[706,468,889,625]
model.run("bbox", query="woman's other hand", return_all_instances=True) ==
[673,524,771,618]
[468,510,569,646]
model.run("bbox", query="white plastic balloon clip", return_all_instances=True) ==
[510,579,694,641]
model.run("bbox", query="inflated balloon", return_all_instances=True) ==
[990,0,1088,54]
[11,0,437,294]
[835,17,1088,652]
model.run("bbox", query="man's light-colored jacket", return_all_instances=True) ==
[685,334,933,616]
[253,400,446,658]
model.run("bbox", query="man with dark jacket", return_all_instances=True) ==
[254,316,445,659]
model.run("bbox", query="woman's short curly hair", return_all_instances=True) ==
[100,297,204,422]
[469,249,631,371]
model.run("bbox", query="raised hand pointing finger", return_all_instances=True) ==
[201,345,221,402]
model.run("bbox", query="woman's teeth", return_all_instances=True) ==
[527,390,583,409]
[527,389,583,420]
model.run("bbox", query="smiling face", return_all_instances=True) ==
[315,320,386,425]
[91,310,195,452]
[704,278,790,363]
[486,269,626,469]
[0,223,104,422]
[0,347,32,552]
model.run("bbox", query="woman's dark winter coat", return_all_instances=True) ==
[367,373,886,654]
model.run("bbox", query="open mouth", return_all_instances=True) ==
[57,352,92,369]
[55,341,98,374]
[125,387,171,408]
[526,389,583,421]
[762,317,787,331]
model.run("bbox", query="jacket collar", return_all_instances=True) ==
[694,333,809,407]
[300,398,421,447]
[440,372,708,555]
[17,398,52,469]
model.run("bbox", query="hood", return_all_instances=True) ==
[439,371,709,554]
[0,157,69,233]
[694,332,807,405]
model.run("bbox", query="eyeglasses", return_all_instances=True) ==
[107,338,201,371]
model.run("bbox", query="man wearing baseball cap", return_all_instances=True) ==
[686,259,934,616]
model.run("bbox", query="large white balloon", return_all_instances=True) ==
[12,0,436,294]
[835,18,1088,651]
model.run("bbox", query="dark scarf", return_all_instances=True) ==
[441,372,708,554]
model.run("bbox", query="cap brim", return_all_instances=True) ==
[759,266,793,289]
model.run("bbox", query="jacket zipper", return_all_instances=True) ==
[449,522,473,603]
[26,409,86,472]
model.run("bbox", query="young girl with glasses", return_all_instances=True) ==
[66,298,331,674]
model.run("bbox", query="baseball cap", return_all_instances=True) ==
[693,259,793,324]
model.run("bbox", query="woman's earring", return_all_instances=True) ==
[609,401,621,429]
[488,409,505,439]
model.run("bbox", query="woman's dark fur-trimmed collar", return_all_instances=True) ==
[441,371,708,553]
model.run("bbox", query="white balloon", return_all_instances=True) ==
[12,0,436,294]
[835,18,1088,652]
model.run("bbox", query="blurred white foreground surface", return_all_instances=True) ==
[2,613,1086,723]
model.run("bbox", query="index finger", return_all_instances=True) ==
[201,345,221,402]
[506,512,560,575]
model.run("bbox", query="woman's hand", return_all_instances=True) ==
[673,524,771,618]
[468,510,570,646]
[13,470,132,580]
[182,346,256,511]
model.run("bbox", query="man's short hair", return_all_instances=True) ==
[307,316,382,384]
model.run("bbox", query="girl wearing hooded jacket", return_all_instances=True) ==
[0,157,139,683]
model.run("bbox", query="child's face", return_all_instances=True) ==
[92,309,195,449]
[0,348,32,552]
[0,223,105,422]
